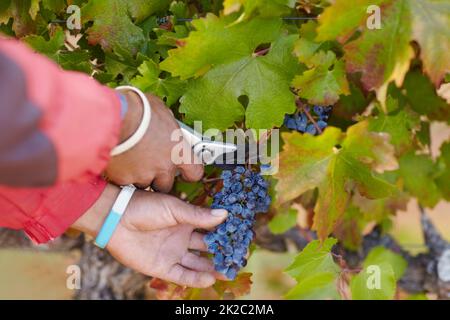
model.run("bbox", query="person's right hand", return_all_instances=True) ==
[72,184,228,288]
[105,91,203,192]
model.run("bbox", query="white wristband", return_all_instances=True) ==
[111,86,152,156]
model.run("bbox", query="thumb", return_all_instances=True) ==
[172,201,228,229]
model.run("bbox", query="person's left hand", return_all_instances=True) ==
[73,184,228,288]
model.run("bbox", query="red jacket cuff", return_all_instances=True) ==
[22,177,107,244]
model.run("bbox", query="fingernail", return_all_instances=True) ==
[211,209,228,217]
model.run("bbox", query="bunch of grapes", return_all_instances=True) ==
[284,106,332,135]
[204,166,271,280]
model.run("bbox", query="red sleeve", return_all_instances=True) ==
[0,177,107,244]
[0,37,121,243]
[0,37,122,184]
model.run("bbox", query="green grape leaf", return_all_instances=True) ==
[160,14,281,79]
[368,103,421,155]
[285,238,339,279]
[399,152,442,208]
[435,142,450,200]
[350,246,405,300]
[82,0,170,54]
[293,22,350,106]
[276,121,398,239]
[160,15,283,80]
[57,50,93,74]
[403,70,450,123]
[268,207,297,235]
[364,246,407,280]
[350,262,396,300]
[131,59,186,106]
[104,46,148,81]
[23,27,65,59]
[292,58,350,106]
[344,0,414,108]
[410,0,450,86]
[316,0,391,43]
[285,238,340,300]
[42,0,66,12]
[223,0,295,18]
[178,34,300,130]
[0,0,11,14]
[285,272,340,300]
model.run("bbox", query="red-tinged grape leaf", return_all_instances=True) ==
[149,278,191,300]
[312,155,352,239]
[316,0,392,43]
[344,0,414,110]
[403,70,450,123]
[410,0,450,86]
[334,205,364,250]
[178,35,300,130]
[352,190,409,223]
[292,58,350,106]
[160,14,283,80]
[81,0,170,54]
[223,0,295,18]
[342,116,399,174]
[213,272,253,298]
[398,152,442,208]
[275,128,343,204]
[0,0,40,36]
[276,121,397,239]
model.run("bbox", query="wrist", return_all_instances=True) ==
[117,90,144,145]
[72,184,120,237]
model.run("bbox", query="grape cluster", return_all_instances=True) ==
[284,106,332,135]
[204,166,271,280]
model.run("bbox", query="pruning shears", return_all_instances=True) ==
[176,120,254,168]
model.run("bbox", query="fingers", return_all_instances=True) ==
[152,171,176,193]
[171,200,228,229]
[181,252,215,273]
[178,162,204,182]
[189,232,207,251]
[166,264,216,288]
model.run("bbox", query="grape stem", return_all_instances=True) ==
[295,98,322,134]
[202,177,222,183]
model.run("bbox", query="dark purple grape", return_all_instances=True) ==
[205,166,270,280]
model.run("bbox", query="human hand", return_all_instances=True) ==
[73,184,228,288]
[105,91,203,191]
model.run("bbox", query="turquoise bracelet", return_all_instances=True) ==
[94,185,136,249]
